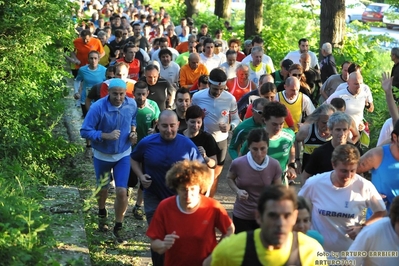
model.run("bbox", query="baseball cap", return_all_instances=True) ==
[108,78,126,90]
[282,59,294,71]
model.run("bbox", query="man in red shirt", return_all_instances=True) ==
[116,43,140,81]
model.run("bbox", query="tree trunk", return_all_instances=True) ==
[214,0,231,19]
[185,0,199,18]
[245,0,263,39]
[320,0,345,50]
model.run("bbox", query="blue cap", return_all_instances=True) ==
[108,78,126,90]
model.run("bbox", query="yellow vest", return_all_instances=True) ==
[278,91,303,133]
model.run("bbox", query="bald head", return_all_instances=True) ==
[158,110,180,141]
[188,53,200,70]
[284,77,300,100]
[159,109,178,122]
[347,72,363,95]
[300,52,311,71]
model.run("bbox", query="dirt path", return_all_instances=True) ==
[63,85,236,265]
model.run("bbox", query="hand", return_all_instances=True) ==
[236,189,248,201]
[107,130,121,140]
[219,123,230,133]
[129,131,137,144]
[75,59,81,65]
[347,225,362,240]
[358,123,365,132]
[74,93,80,100]
[163,231,180,250]
[140,174,152,188]
[147,128,156,135]
[286,168,297,180]
[381,72,393,93]
[197,146,206,157]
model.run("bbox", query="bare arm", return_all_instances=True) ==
[356,147,382,174]
[382,72,399,123]
[131,159,152,188]
[300,170,312,184]
[349,118,360,143]
[294,124,309,173]
[150,232,180,255]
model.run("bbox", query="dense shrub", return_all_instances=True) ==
[0,0,79,264]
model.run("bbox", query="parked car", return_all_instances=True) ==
[383,6,399,29]
[362,3,390,23]
[346,0,366,23]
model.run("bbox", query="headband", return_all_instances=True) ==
[208,78,227,86]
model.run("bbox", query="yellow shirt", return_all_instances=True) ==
[211,229,325,266]
[278,91,303,133]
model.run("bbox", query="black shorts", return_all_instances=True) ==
[216,139,228,166]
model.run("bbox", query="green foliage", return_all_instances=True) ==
[0,160,55,265]
[262,1,320,63]
[0,0,80,264]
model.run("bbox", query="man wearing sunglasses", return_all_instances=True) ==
[228,98,269,160]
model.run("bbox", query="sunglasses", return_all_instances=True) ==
[252,108,262,115]
[291,73,302,77]
[106,76,114,79]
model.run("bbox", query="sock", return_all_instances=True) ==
[114,222,122,231]
[98,208,107,217]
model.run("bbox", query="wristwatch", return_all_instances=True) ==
[288,162,297,170]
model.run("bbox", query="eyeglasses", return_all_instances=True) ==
[106,76,114,79]
[252,108,262,115]
[123,33,128,35]
[291,73,302,77]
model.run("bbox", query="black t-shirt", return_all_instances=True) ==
[305,141,335,176]
[108,39,126,57]
[305,141,360,176]
[178,130,219,158]
[320,54,337,83]
[126,36,150,52]
[173,109,187,132]
[140,76,174,111]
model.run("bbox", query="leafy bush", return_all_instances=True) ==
[0,0,79,264]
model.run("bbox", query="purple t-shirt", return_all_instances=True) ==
[229,155,282,220]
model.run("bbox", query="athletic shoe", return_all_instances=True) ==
[113,227,128,244]
[132,206,144,220]
[98,210,109,232]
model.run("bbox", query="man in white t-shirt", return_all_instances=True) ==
[326,72,373,131]
[284,38,319,69]
[192,68,240,197]
[220,50,239,79]
[158,48,180,89]
[347,196,399,265]
[241,36,274,73]
[299,144,386,254]
[199,38,223,73]
[246,46,272,86]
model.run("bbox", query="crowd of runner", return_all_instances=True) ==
[71,0,399,265]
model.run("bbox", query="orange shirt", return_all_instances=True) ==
[179,63,209,89]
[73,37,104,68]
[176,41,189,54]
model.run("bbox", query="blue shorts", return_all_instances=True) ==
[93,155,130,188]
